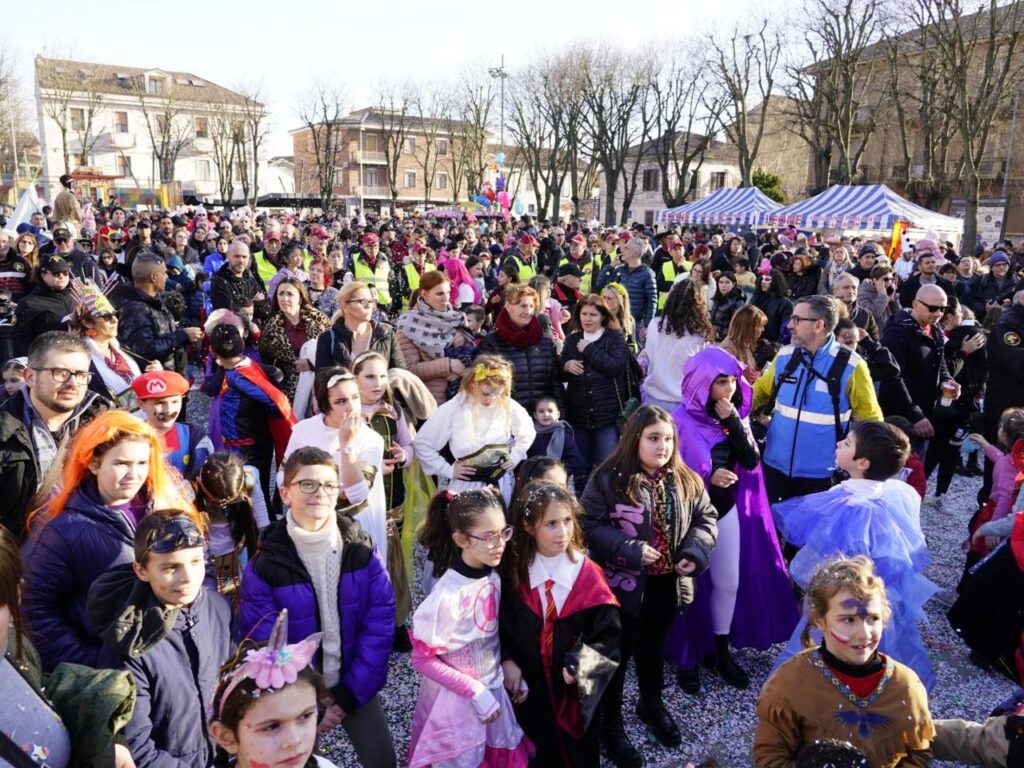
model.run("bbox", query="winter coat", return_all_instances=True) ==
[22,477,148,672]
[314,318,406,371]
[395,326,457,407]
[12,283,76,356]
[986,303,1024,434]
[117,286,190,374]
[898,273,957,309]
[561,328,630,430]
[210,264,271,321]
[879,309,951,422]
[238,513,394,715]
[787,267,821,300]
[967,273,1018,319]
[750,292,793,344]
[258,306,330,400]
[580,465,717,616]
[88,566,233,768]
[477,327,564,412]
[857,278,902,331]
[612,263,657,330]
[710,288,747,341]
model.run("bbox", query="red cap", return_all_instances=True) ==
[519,234,539,246]
[569,234,586,244]
[310,225,328,238]
[131,371,189,401]
[618,231,633,243]
[603,232,619,243]
[264,231,281,241]
[362,233,380,245]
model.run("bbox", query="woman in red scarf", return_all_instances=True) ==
[477,285,563,414]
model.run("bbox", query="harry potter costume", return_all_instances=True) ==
[499,555,620,767]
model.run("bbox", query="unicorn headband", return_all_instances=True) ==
[213,610,321,721]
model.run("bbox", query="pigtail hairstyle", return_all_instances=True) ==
[419,487,507,578]
[800,555,893,648]
[506,480,585,589]
[195,452,258,558]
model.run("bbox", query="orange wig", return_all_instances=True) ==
[28,410,198,532]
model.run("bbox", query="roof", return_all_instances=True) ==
[655,187,782,225]
[760,183,964,232]
[290,106,474,135]
[35,56,254,107]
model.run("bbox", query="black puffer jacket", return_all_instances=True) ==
[314,318,406,371]
[477,326,564,412]
[879,309,950,422]
[117,286,190,374]
[12,283,76,356]
[751,293,793,344]
[210,264,271,321]
[561,328,630,430]
[710,288,747,341]
[966,274,1018,319]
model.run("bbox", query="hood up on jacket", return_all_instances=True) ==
[87,563,179,659]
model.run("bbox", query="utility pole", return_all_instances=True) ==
[488,55,509,149]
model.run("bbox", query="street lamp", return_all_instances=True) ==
[488,55,509,149]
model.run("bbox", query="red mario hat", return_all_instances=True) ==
[131,371,189,401]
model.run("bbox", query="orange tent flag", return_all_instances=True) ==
[888,221,906,260]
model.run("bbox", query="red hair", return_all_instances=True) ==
[28,410,198,532]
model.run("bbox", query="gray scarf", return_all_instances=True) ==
[534,421,566,461]
[396,297,465,359]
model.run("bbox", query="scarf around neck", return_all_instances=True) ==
[396,297,465,359]
[496,308,543,349]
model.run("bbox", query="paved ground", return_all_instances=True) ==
[187,395,1010,767]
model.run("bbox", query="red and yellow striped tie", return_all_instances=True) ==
[542,578,557,655]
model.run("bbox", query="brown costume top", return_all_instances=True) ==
[754,648,934,768]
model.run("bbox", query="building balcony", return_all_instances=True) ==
[193,137,213,153]
[109,131,136,149]
[360,186,390,198]
[352,150,387,164]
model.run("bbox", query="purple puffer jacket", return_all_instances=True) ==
[238,513,395,714]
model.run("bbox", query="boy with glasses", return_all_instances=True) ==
[88,509,233,767]
[239,446,397,767]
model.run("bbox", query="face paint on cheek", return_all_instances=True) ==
[840,597,871,620]
[829,629,852,644]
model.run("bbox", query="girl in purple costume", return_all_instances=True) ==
[667,346,799,692]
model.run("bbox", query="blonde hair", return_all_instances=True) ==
[801,555,892,647]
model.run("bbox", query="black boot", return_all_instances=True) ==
[392,626,412,653]
[712,634,750,689]
[601,705,642,768]
[636,698,682,747]
[676,665,701,694]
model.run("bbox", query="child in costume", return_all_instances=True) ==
[408,488,534,768]
[964,408,1024,566]
[133,370,213,479]
[754,555,934,768]
[209,610,338,768]
[667,346,799,693]
[772,420,938,691]
[580,405,718,767]
[500,481,621,767]
[353,351,415,651]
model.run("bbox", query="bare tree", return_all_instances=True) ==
[413,86,447,206]
[643,49,722,209]
[451,71,496,203]
[296,80,347,211]
[239,84,270,209]
[0,49,35,180]
[708,18,782,187]
[376,82,415,209]
[36,56,105,174]
[134,79,193,184]
[208,112,238,205]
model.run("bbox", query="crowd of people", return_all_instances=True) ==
[4,183,1024,768]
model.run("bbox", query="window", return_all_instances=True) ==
[364,133,381,152]
[364,168,382,187]
[114,111,129,133]
[70,108,85,131]
[528,203,536,214]
[437,138,449,156]
[116,156,132,176]
[403,137,416,155]
[196,159,212,181]
[711,171,727,191]
[146,78,163,95]
[435,172,448,191]
[642,168,659,192]
[195,116,209,139]
[404,170,417,188]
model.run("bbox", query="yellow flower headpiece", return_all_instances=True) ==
[606,282,627,298]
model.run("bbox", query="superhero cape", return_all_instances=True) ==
[210,361,296,463]
[516,557,619,737]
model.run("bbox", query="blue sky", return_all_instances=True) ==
[6,0,788,157]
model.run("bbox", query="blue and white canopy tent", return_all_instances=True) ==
[758,184,964,238]
[654,187,783,226]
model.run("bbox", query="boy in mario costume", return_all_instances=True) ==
[132,370,213,478]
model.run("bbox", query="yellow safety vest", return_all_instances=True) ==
[558,256,595,293]
[252,251,278,286]
[512,256,535,281]
[658,259,693,309]
[401,262,436,309]
[353,258,392,306]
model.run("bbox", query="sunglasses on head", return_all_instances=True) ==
[143,517,204,556]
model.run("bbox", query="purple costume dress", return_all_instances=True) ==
[666,346,800,668]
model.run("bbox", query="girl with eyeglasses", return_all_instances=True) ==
[410,487,534,768]
[22,410,198,672]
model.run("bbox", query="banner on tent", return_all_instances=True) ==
[948,197,1007,248]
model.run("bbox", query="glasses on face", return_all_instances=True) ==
[465,525,513,549]
[96,312,118,322]
[143,517,205,556]
[881,277,894,283]
[346,298,375,307]
[289,479,341,495]
[917,301,947,313]
[35,367,92,385]
[788,315,819,325]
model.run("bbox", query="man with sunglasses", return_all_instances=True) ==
[12,254,76,356]
[880,285,959,445]
[88,510,232,767]
[0,332,103,537]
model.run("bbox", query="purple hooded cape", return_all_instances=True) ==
[666,346,799,668]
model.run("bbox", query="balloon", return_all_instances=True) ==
[513,197,524,215]
[495,176,506,192]
[497,191,510,209]
[467,210,477,223]
[495,151,506,165]
[483,188,495,203]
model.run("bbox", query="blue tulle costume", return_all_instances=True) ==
[771,478,938,691]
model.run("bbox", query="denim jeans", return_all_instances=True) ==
[573,424,620,490]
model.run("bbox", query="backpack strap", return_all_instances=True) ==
[761,349,806,417]
[824,346,853,442]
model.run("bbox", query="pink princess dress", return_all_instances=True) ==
[408,559,533,768]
